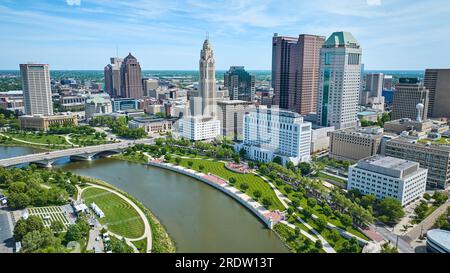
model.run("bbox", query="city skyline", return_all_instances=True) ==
[1,0,450,70]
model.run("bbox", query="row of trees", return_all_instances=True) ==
[90,116,146,139]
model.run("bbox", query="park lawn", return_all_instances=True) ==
[3,132,69,145]
[114,152,148,164]
[70,134,109,146]
[131,238,148,253]
[81,187,145,239]
[170,156,285,211]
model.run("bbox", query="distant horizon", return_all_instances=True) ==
[1,1,449,70]
[0,69,428,72]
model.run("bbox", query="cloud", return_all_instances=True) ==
[367,0,381,6]
[66,0,81,6]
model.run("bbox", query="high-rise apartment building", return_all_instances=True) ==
[272,34,325,115]
[317,32,362,129]
[224,66,255,101]
[391,78,429,121]
[217,100,252,141]
[104,57,123,98]
[20,63,53,116]
[235,106,312,165]
[120,53,143,99]
[424,69,450,118]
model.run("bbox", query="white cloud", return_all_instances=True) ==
[66,0,81,6]
[367,0,381,6]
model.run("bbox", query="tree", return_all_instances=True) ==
[414,201,429,221]
[272,156,283,165]
[50,220,65,234]
[164,154,172,162]
[174,157,182,165]
[21,228,63,253]
[341,214,353,228]
[315,240,323,249]
[262,197,273,208]
[8,192,31,209]
[198,165,205,172]
[432,191,448,206]
[298,162,312,176]
[341,237,360,253]
[307,198,317,208]
[360,194,376,209]
[253,190,262,200]
[329,229,340,242]
[381,243,399,253]
[376,198,405,224]
[65,224,83,242]
[303,208,313,218]
[322,205,333,217]
[316,216,328,231]
[13,216,44,242]
[229,177,237,184]
[240,182,249,191]
[187,161,194,168]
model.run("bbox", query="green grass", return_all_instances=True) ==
[81,187,145,239]
[318,172,347,185]
[131,238,148,253]
[70,134,109,146]
[418,136,449,146]
[3,132,69,145]
[273,223,324,253]
[169,156,285,211]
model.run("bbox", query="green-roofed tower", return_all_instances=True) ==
[317,31,362,129]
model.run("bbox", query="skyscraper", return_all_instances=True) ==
[317,31,362,129]
[361,73,385,111]
[197,38,216,117]
[20,63,53,116]
[424,69,450,118]
[391,78,429,121]
[224,66,255,101]
[272,33,325,115]
[120,53,143,99]
[104,57,123,98]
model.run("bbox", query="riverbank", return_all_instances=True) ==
[79,176,176,253]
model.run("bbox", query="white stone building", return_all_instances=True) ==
[348,155,428,206]
[235,106,312,165]
[20,63,54,116]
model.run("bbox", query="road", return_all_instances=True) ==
[371,223,414,253]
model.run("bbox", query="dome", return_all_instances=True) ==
[416,103,424,110]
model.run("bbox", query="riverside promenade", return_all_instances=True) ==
[147,160,283,229]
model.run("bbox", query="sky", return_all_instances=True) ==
[0,0,449,70]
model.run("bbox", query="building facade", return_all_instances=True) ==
[111,98,139,112]
[19,114,78,131]
[120,53,143,99]
[235,106,312,165]
[20,63,54,116]
[104,57,123,98]
[224,66,255,101]
[329,127,384,162]
[384,138,450,189]
[85,95,112,119]
[348,155,427,206]
[317,32,362,129]
[217,100,252,141]
[178,116,220,141]
[424,69,450,118]
[272,34,325,115]
[128,117,173,134]
[391,78,429,121]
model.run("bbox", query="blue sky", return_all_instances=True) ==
[1,0,449,70]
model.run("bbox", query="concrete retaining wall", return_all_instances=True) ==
[148,162,274,229]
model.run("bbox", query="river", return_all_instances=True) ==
[0,146,288,253]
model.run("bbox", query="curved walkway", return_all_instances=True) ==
[0,132,72,148]
[79,183,152,253]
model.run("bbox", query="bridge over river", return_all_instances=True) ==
[0,139,154,168]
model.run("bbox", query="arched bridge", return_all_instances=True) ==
[0,139,154,168]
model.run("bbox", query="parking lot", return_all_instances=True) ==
[0,208,14,253]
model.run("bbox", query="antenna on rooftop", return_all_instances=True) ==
[206,32,209,40]
[116,46,119,58]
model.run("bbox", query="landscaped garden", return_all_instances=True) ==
[81,187,145,239]
[166,156,286,211]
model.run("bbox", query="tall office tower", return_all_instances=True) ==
[317,32,362,129]
[120,53,143,99]
[272,34,325,115]
[391,78,429,121]
[20,63,53,116]
[424,69,450,118]
[104,57,123,98]
[366,73,384,98]
[196,38,217,117]
[217,100,252,141]
[224,66,255,101]
[383,75,393,90]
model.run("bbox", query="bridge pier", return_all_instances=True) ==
[33,159,56,168]
[70,152,97,162]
